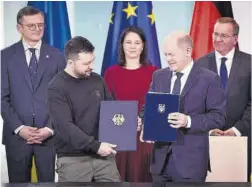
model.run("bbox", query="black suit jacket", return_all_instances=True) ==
[197,49,251,136]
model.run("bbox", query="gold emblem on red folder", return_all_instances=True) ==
[112,113,125,126]
[158,104,165,113]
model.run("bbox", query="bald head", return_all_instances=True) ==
[163,31,193,72]
[164,31,193,50]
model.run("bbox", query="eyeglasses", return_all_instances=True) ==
[212,32,235,40]
[20,23,45,31]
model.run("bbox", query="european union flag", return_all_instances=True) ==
[101,1,161,76]
[27,1,71,51]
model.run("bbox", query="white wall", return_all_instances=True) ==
[232,1,251,54]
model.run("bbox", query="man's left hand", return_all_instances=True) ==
[223,128,236,136]
[168,112,188,128]
[27,128,52,144]
[139,127,155,144]
[137,116,142,132]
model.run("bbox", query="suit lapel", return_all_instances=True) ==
[208,52,218,74]
[14,41,33,90]
[166,69,172,93]
[209,52,231,94]
[34,43,49,91]
[226,50,240,93]
[181,64,200,98]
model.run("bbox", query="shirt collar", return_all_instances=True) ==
[215,47,235,61]
[172,60,194,77]
[22,39,42,51]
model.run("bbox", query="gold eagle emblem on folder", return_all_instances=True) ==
[112,113,125,126]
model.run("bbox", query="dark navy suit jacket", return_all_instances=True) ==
[1,40,66,152]
[149,64,226,178]
[197,50,251,135]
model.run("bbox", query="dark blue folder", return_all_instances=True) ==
[99,101,138,151]
[143,92,179,142]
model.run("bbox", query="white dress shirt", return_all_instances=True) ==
[23,39,42,65]
[215,48,241,136]
[14,39,54,136]
[170,60,194,128]
[215,47,235,78]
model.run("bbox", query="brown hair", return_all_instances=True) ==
[216,17,239,35]
[118,26,149,66]
[17,6,44,24]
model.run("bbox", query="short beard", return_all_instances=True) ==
[76,71,92,79]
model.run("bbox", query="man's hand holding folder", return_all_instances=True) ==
[167,112,188,128]
[137,116,143,132]
[140,125,154,144]
[97,142,117,157]
[139,112,189,143]
[140,92,184,142]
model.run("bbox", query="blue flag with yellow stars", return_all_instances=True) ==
[101,1,161,76]
[27,1,71,51]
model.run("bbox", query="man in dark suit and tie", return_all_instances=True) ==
[1,6,66,183]
[140,31,226,182]
[197,17,251,181]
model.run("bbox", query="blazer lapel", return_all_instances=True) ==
[208,52,218,74]
[166,69,172,93]
[181,64,200,98]
[33,43,49,91]
[226,50,241,93]
[14,41,33,90]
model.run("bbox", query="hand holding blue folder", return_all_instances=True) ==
[143,92,179,142]
[99,101,138,151]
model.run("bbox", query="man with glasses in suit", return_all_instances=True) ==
[1,6,65,183]
[197,17,251,181]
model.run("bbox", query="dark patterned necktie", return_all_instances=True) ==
[172,72,183,95]
[28,48,38,89]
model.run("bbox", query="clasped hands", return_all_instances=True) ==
[210,128,236,136]
[138,112,188,143]
[18,126,52,144]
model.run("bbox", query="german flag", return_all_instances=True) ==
[189,1,234,60]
